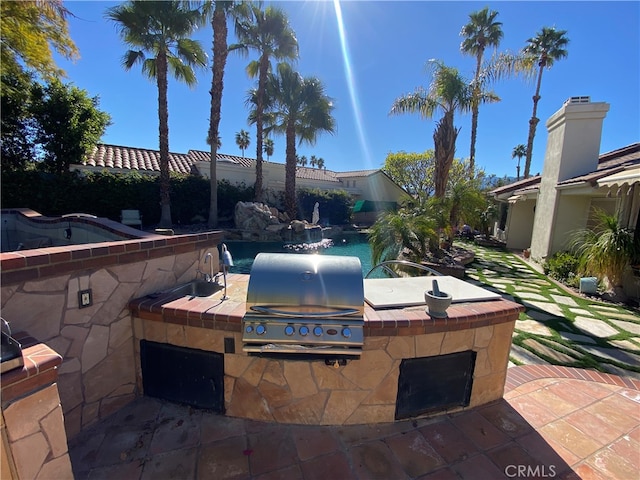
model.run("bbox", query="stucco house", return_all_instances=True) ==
[72,145,408,224]
[491,96,640,298]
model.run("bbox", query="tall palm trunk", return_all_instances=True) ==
[468,56,482,173]
[157,50,172,228]
[433,111,459,198]
[254,57,269,203]
[284,120,297,219]
[524,62,545,179]
[208,4,228,228]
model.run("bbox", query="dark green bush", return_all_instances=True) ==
[297,188,353,225]
[543,251,580,285]
[0,170,254,226]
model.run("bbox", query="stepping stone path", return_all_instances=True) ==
[573,317,619,338]
[515,292,549,302]
[522,339,580,364]
[559,331,597,345]
[578,345,640,367]
[515,320,554,337]
[465,243,640,377]
[527,310,557,322]
[510,344,549,365]
[610,320,640,336]
[611,339,640,350]
[550,294,579,306]
[522,301,565,317]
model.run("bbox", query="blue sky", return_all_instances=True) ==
[58,1,639,178]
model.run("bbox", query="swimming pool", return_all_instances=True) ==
[223,235,374,276]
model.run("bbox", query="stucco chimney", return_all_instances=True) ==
[530,97,610,260]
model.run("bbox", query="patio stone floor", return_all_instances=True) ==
[68,365,640,479]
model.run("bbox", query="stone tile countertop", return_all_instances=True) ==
[129,273,524,337]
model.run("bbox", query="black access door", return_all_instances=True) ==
[395,350,476,420]
[140,340,224,412]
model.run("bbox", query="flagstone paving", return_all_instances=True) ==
[573,317,620,338]
[559,332,597,345]
[464,243,640,379]
[68,366,640,480]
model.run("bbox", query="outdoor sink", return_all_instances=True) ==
[170,280,225,298]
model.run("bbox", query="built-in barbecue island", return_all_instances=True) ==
[129,254,523,426]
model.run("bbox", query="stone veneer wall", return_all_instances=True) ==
[0,231,222,439]
[133,317,515,425]
[1,337,72,479]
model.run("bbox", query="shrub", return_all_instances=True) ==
[0,170,254,226]
[297,188,353,225]
[544,251,579,285]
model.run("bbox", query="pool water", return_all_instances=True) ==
[223,236,374,277]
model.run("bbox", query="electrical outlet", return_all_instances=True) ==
[78,289,93,308]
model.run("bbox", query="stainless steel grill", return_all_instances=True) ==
[242,253,364,357]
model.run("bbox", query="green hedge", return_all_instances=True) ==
[0,171,353,226]
[0,170,254,226]
[297,188,353,225]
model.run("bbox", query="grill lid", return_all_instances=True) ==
[246,253,364,316]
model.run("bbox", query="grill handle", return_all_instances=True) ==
[249,305,360,318]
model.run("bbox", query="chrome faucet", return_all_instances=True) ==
[203,252,214,282]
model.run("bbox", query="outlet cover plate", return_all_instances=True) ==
[78,289,93,308]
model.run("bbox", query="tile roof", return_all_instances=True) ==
[335,169,380,178]
[490,175,542,196]
[295,166,340,182]
[558,143,639,187]
[596,142,640,170]
[187,150,254,168]
[84,144,350,183]
[491,142,640,196]
[86,144,194,174]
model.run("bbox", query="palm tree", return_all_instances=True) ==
[232,1,298,202]
[446,176,486,235]
[569,208,639,297]
[206,131,221,149]
[203,0,236,228]
[297,155,307,167]
[309,155,318,168]
[511,144,526,180]
[368,209,438,266]
[316,157,325,170]
[263,137,274,161]
[235,129,250,157]
[391,60,492,198]
[260,63,335,219]
[460,7,503,173]
[106,1,206,228]
[521,27,569,178]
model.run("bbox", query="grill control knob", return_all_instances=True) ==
[245,325,254,334]
[342,327,352,338]
[313,326,323,337]
[284,325,295,336]
[256,324,266,335]
[299,326,309,336]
